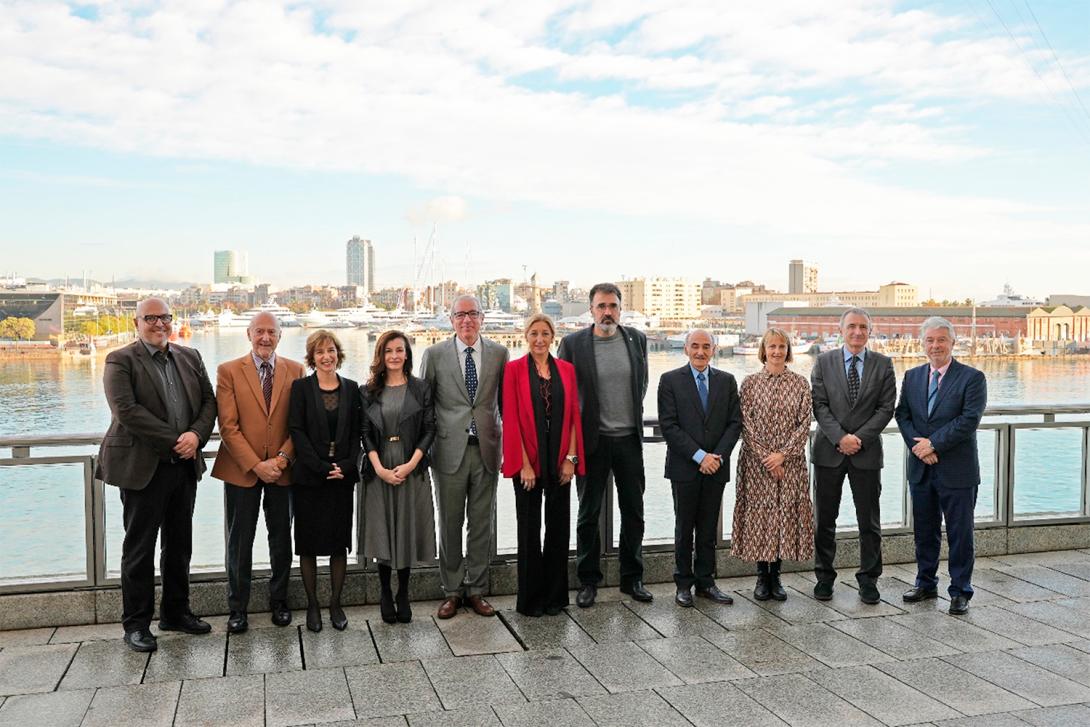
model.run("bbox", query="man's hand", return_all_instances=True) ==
[173,431,199,459]
[253,459,282,483]
[838,433,862,456]
[922,452,939,466]
[912,437,935,460]
[699,453,722,475]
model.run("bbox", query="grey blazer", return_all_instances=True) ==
[420,336,509,474]
[810,347,897,470]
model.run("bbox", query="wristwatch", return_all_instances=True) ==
[276,451,294,465]
[565,454,579,465]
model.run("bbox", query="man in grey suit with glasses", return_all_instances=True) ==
[420,294,509,619]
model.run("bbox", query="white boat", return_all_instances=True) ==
[244,301,300,327]
[482,309,525,331]
[732,344,761,356]
[218,310,252,328]
[301,310,334,328]
[189,309,218,327]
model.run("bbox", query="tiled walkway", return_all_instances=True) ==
[7,551,1090,725]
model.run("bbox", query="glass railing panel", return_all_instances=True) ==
[829,432,909,530]
[495,475,579,556]
[975,429,999,522]
[614,441,675,547]
[0,462,87,584]
[1013,427,1084,520]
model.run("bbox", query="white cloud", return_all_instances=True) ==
[406,195,468,225]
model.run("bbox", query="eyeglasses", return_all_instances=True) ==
[140,314,173,324]
[452,311,482,320]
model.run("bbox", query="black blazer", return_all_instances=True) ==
[288,374,363,487]
[557,324,648,454]
[810,348,897,470]
[657,364,742,484]
[361,376,437,468]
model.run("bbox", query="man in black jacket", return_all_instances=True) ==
[658,330,741,607]
[558,283,650,607]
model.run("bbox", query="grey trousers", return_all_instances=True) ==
[433,445,497,597]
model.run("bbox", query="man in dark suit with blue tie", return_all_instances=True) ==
[895,316,987,615]
[658,330,742,607]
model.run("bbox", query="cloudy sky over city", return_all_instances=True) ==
[2,1,1088,299]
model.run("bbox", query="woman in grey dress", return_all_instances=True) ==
[360,330,437,624]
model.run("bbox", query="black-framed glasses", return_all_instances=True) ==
[452,311,482,320]
[140,314,173,324]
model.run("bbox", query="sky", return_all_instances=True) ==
[1,0,1088,300]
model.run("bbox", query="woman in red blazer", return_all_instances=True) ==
[502,313,586,616]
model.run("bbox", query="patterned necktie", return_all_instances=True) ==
[927,369,941,416]
[260,361,273,410]
[847,355,860,406]
[465,347,478,436]
[696,371,709,413]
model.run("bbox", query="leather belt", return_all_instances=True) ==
[387,435,400,442]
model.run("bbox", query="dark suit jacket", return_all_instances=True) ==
[811,348,897,470]
[288,374,363,487]
[895,358,987,488]
[361,376,437,471]
[96,340,216,489]
[557,324,648,455]
[658,364,741,484]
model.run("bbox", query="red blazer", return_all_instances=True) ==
[502,355,586,479]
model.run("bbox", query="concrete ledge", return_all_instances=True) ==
[5,522,1090,630]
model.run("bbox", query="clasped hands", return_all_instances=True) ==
[837,433,862,456]
[378,462,415,486]
[172,431,199,460]
[761,451,786,480]
[699,453,722,475]
[912,437,939,465]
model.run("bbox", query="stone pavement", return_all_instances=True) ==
[8,551,1090,725]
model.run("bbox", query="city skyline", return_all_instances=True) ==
[2,2,1089,299]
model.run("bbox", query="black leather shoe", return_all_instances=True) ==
[270,601,291,627]
[576,584,597,608]
[123,629,158,653]
[330,604,348,631]
[380,589,397,624]
[395,591,412,624]
[902,586,939,603]
[753,575,771,601]
[858,582,881,605]
[949,595,970,615]
[695,585,734,605]
[675,589,694,608]
[621,581,654,603]
[769,576,787,601]
[158,612,212,635]
[227,611,248,634]
[306,604,322,633]
[813,581,834,601]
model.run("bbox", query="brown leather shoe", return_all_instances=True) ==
[437,596,461,619]
[466,595,496,617]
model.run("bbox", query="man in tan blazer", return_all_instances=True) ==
[212,311,304,633]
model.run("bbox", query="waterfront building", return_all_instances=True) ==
[765,306,1029,340]
[788,259,818,294]
[0,289,120,340]
[345,236,375,293]
[478,278,515,312]
[615,277,702,322]
[1048,293,1090,308]
[1027,305,1090,343]
[213,250,252,285]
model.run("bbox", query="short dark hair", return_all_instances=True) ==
[588,282,622,303]
[304,329,346,370]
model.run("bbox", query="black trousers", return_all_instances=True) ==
[119,461,197,633]
[814,460,883,585]
[671,476,725,590]
[224,482,293,614]
[576,433,645,587]
[514,477,570,614]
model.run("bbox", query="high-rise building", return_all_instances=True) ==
[213,250,250,284]
[615,277,701,321]
[788,259,818,294]
[346,237,375,293]
[478,278,515,312]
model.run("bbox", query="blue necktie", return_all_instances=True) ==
[927,369,940,416]
[696,371,709,413]
[465,347,478,436]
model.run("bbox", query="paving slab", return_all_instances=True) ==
[495,649,606,700]
[226,625,302,675]
[329,718,407,727]
[700,628,825,676]
[621,598,729,638]
[887,611,1021,652]
[370,618,452,662]
[657,680,784,726]
[434,612,522,656]
[576,689,686,727]
[422,654,525,710]
[942,650,1090,707]
[301,625,380,669]
[404,704,499,726]
[763,622,893,668]
[566,641,682,693]
[266,667,356,726]
[1008,643,1090,687]
[692,592,785,629]
[1047,561,1090,582]
[0,642,77,696]
[493,697,594,727]
[1002,601,1090,638]
[875,657,1035,716]
[958,605,1074,646]
[50,623,123,644]
[811,581,908,618]
[144,633,226,682]
[828,617,960,660]
[173,673,264,727]
[993,565,1090,597]
[0,688,94,727]
[498,611,595,650]
[738,587,847,623]
[0,628,54,649]
[1011,703,1090,726]
[734,672,883,726]
[995,551,1090,567]
[344,660,441,718]
[1049,596,1090,615]
[807,665,960,726]
[970,569,1062,602]
[932,714,1037,726]
[81,680,181,727]
[636,635,754,683]
[58,637,149,689]
[565,602,661,643]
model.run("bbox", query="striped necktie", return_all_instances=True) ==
[261,361,273,410]
[927,369,941,416]
[465,347,478,436]
[847,355,860,406]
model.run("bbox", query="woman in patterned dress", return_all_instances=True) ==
[732,328,814,602]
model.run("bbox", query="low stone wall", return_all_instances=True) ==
[4,522,1090,631]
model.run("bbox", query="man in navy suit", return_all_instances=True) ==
[895,316,987,615]
[657,330,742,608]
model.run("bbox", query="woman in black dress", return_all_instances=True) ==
[288,329,362,632]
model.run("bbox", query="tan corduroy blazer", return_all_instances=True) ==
[212,353,305,486]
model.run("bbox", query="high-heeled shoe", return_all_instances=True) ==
[329,603,348,631]
[395,590,412,623]
[306,604,322,633]
[380,588,397,624]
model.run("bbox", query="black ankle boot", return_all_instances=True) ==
[395,589,412,623]
[380,588,396,624]
[753,574,771,601]
[769,574,787,601]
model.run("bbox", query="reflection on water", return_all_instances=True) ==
[2,329,1088,581]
